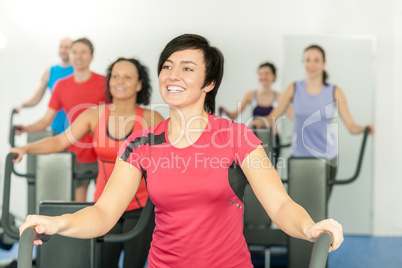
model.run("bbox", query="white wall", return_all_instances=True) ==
[0,0,400,235]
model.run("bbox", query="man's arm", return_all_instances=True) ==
[16,108,57,135]
[14,68,50,113]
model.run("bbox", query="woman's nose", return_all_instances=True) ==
[168,67,180,81]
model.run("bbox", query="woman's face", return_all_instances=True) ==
[158,49,213,110]
[258,66,275,87]
[109,61,142,101]
[303,48,326,80]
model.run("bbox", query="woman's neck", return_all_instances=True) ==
[168,107,209,147]
[259,83,272,92]
[169,107,208,129]
[107,100,137,140]
[111,98,137,116]
[305,77,324,91]
[258,84,273,94]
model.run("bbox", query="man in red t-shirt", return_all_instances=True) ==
[17,38,106,202]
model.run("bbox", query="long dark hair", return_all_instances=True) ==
[105,58,151,105]
[157,34,224,114]
[304,44,329,85]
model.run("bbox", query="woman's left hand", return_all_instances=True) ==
[306,218,344,252]
[366,124,375,135]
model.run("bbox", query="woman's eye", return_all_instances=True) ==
[184,67,192,71]
[162,65,172,70]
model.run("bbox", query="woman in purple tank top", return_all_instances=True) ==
[219,63,290,167]
[219,62,281,120]
[250,45,374,199]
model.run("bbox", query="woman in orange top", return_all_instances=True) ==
[10,57,164,268]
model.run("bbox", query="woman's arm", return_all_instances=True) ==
[220,91,253,119]
[335,87,374,135]
[19,158,142,244]
[10,107,98,163]
[277,92,294,121]
[16,108,58,135]
[241,146,343,251]
[250,84,294,128]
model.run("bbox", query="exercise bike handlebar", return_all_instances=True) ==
[3,152,97,238]
[2,153,23,240]
[18,227,51,268]
[8,108,34,178]
[9,126,22,149]
[9,108,18,148]
[18,227,35,268]
[16,200,153,267]
[97,198,155,243]
[251,126,291,150]
[251,126,370,185]
[16,199,154,268]
[8,113,96,179]
[309,231,332,268]
[2,152,39,241]
[12,161,35,179]
[9,108,24,148]
[329,126,371,185]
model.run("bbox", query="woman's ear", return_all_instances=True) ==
[136,81,143,92]
[202,82,215,93]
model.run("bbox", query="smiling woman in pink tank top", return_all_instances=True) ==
[18,35,345,268]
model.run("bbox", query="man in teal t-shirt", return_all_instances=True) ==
[14,37,73,134]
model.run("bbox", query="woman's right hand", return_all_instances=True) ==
[13,105,23,114]
[9,147,27,163]
[15,125,27,135]
[19,215,60,245]
[305,218,344,252]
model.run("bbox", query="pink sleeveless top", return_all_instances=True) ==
[93,105,148,211]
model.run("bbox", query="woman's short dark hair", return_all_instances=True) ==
[258,62,277,81]
[157,34,224,114]
[304,44,329,85]
[105,58,151,105]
